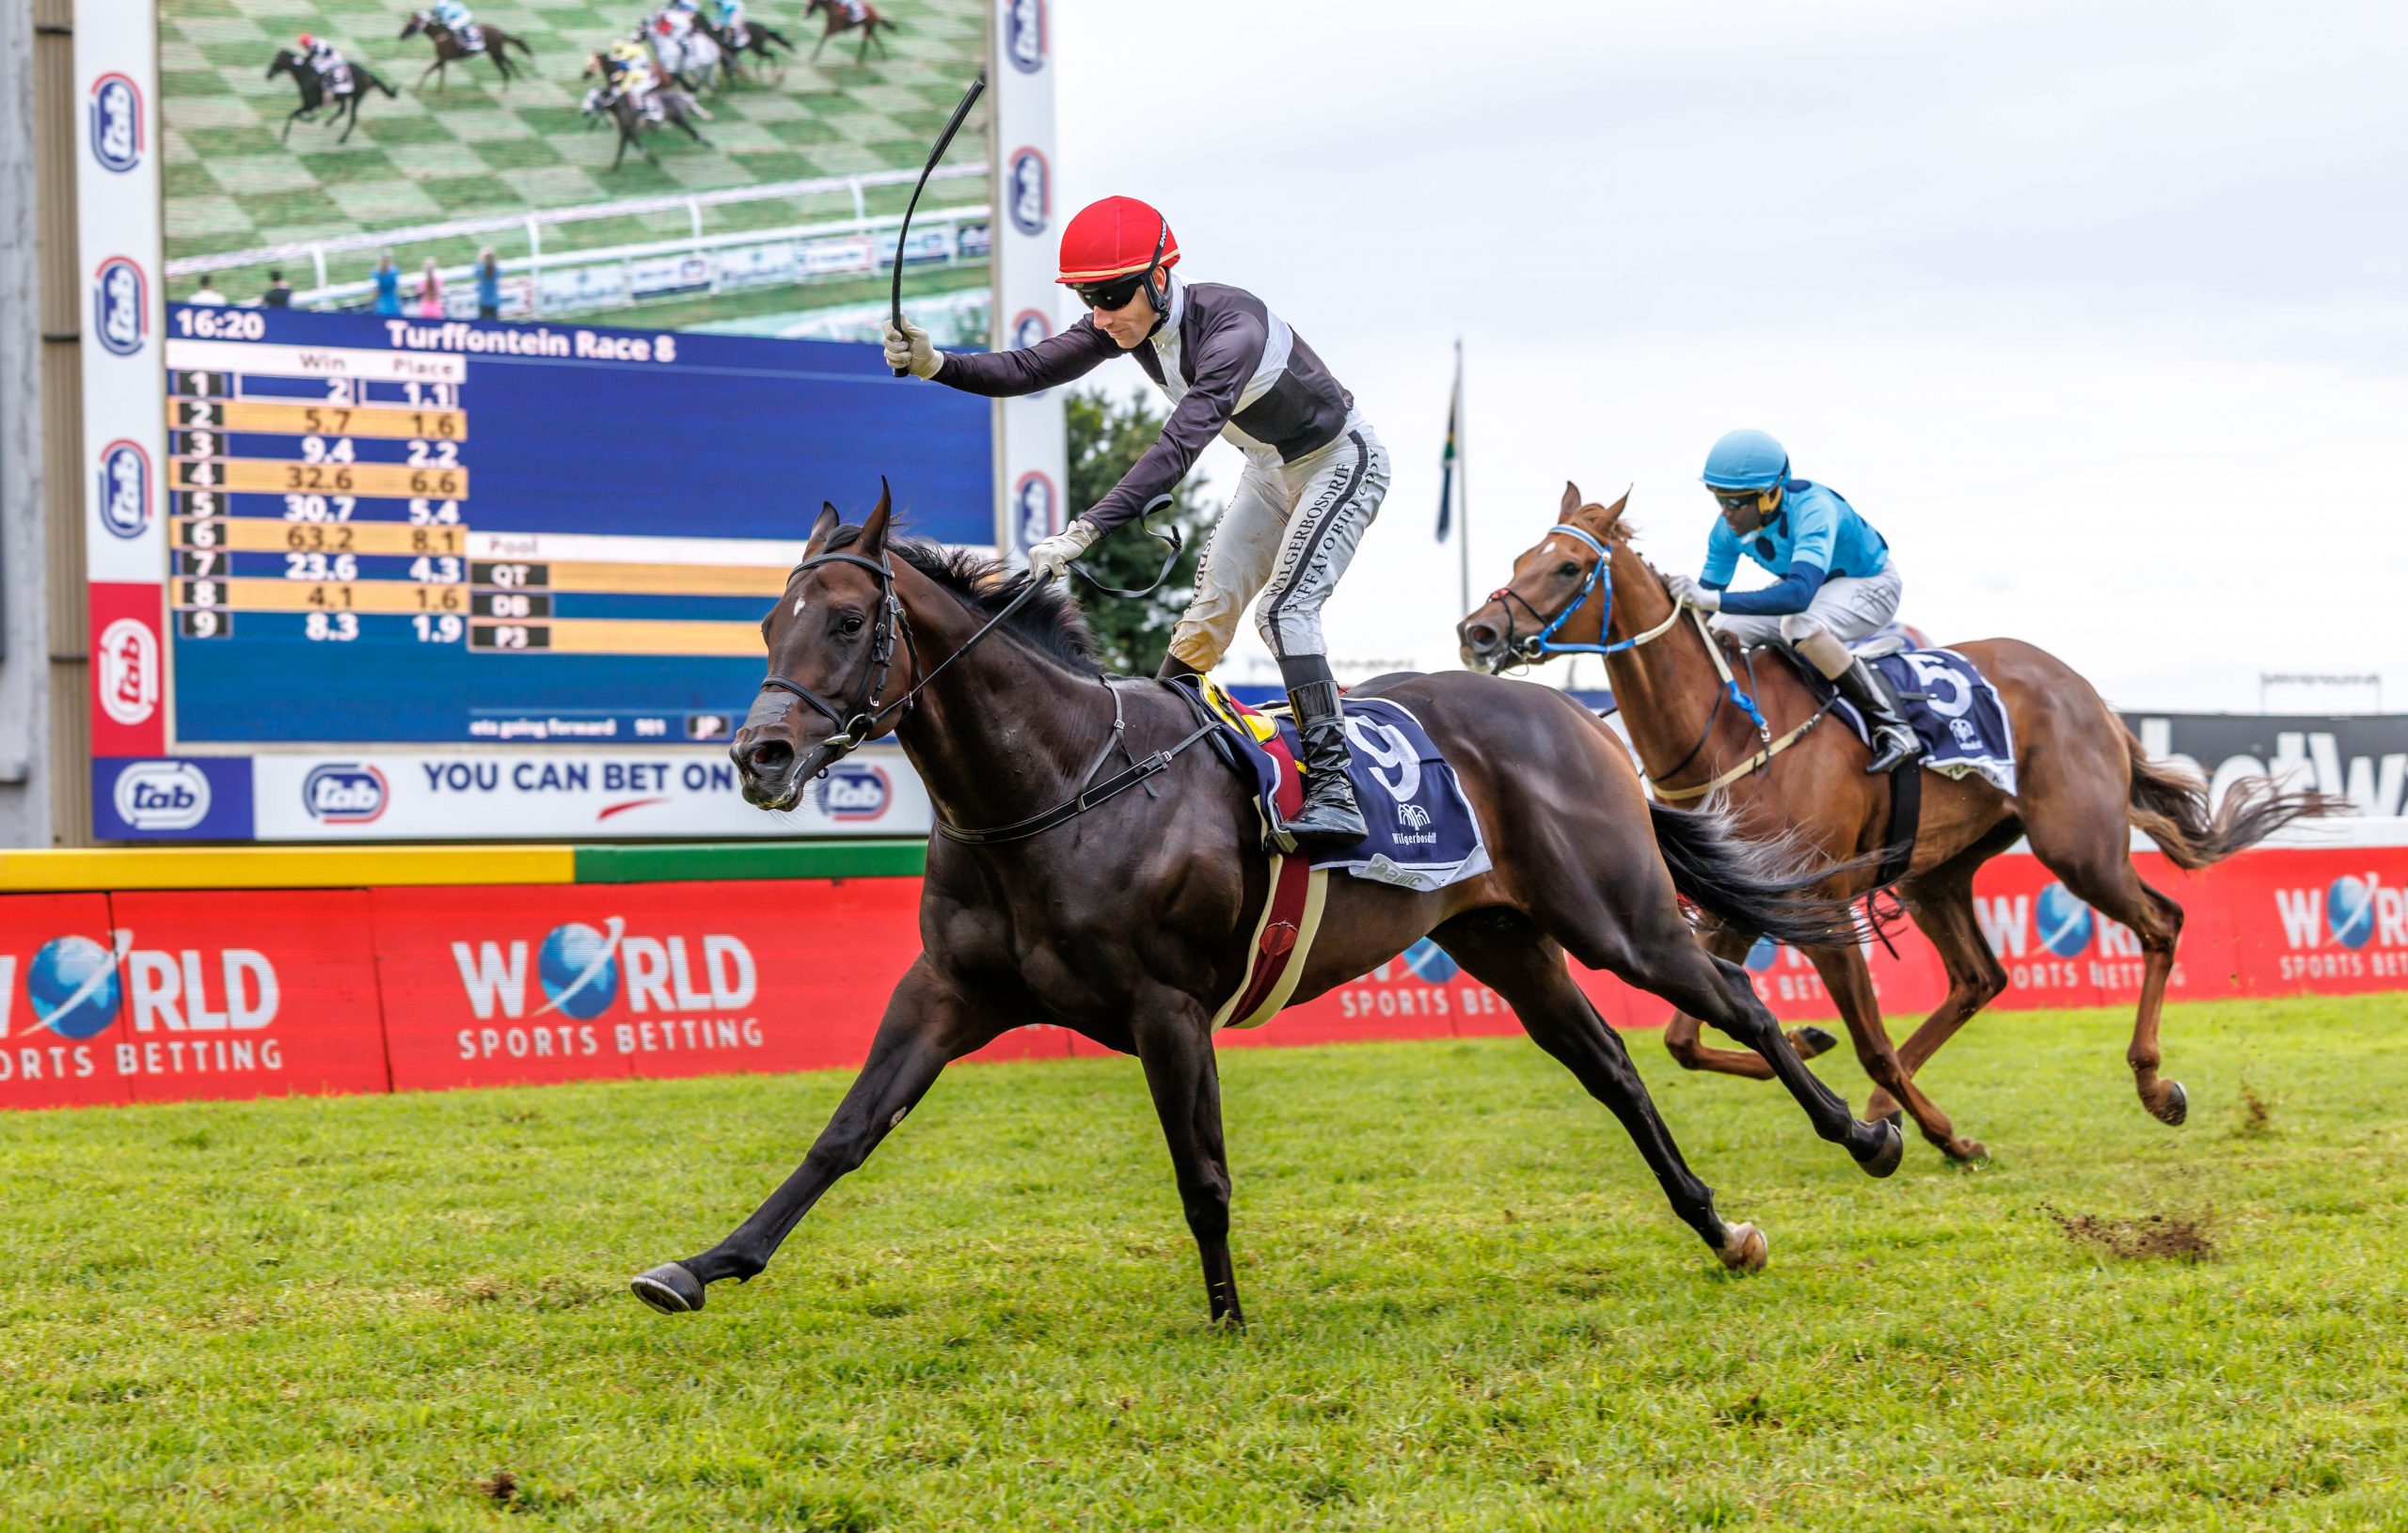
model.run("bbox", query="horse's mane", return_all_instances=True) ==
[820,523,1103,677]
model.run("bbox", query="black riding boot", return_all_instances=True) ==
[1278,656,1368,848]
[1836,656,1923,774]
[1157,651,1202,685]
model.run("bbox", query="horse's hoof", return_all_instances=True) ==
[1793,1024,1839,1060]
[2154,1080,2188,1127]
[1716,1222,1769,1273]
[629,1262,705,1314]
[1854,1116,1905,1178]
[1943,1139,1991,1168]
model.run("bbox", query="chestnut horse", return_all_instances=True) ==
[631,486,1906,1327]
[803,0,896,63]
[1460,486,2342,1162]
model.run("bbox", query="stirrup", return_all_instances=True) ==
[1864,725,1921,775]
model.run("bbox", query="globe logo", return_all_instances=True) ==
[27,933,127,1040]
[1400,938,1457,985]
[1744,936,1779,972]
[2036,883,2093,957]
[2325,876,2375,950]
[534,918,626,1019]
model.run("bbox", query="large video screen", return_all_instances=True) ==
[75,0,1067,842]
[161,0,994,350]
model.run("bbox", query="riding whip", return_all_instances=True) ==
[890,68,987,375]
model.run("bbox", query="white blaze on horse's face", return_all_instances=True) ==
[792,593,808,617]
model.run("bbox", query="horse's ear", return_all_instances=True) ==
[1592,485,1633,534]
[803,501,840,557]
[1559,482,1583,521]
[858,477,893,556]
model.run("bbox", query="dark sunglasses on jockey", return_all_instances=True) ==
[1709,484,1782,515]
[1072,273,1151,311]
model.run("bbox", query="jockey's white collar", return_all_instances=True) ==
[1149,273,1185,348]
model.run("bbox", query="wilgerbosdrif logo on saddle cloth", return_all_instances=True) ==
[97,441,152,539]
[1007,148,1050,236]
[93,257,148,358]
[1005,0,1047,72]
[88,73,143,173]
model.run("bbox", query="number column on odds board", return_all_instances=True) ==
[166,368,472,648]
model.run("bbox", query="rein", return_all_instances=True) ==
[756,500,1192,840]
[1487,526,1837,801]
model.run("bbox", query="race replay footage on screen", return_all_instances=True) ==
[76,0,1065,842]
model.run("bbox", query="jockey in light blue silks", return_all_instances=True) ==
[1663,428,1924,773]
[432,0,482,48]
[710,0,747,41]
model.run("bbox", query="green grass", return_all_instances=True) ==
[4,996,2406,1529]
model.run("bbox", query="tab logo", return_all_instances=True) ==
[93,257,148,358]
[1013,470,1058,550]
[97,440,152,539]
[1007,148,1051,236]
[302,763,389,824]
[96,617,160,726]
[816,761,892,821]
[88,73,143,173]
[113,761,211,830]
[1006,0,1046,72]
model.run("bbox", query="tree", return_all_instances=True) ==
[1061,387,1210,675]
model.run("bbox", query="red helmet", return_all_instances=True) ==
[1056,196,1180,287]
[298,32,316,47]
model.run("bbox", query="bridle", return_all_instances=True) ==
[1481,521,1799,797]
[752,499,1190,827]
[1484,523,1684,665]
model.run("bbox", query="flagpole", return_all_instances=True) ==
[1454,337,1470,616]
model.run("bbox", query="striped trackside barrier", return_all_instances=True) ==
[0,840,930,893]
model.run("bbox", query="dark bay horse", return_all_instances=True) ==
[631,486,1905,1326]
[1459,486,2344,1161]
[696,14,796,82]
[804,0,896,64]
[399,13,534,90]
[266,50,397,144]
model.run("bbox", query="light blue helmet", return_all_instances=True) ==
[1701,429,1790,492]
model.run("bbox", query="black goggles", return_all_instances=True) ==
[1071,274,1149,311]
[1710,487,1770,513]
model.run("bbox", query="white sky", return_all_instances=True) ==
[1047,0,2408,710]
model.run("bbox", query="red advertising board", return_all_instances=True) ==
[107,890,389,1103]
[5,843,2405,1114]
[0,893,135,1110]
[368,878,1071,1095]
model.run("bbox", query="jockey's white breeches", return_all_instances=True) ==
[1170,419,1389,669]
[1710,561,1904,651]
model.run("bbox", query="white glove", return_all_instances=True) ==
[1026,518,1101,582]
[882,318,943,379]
[1665,573,1720,612]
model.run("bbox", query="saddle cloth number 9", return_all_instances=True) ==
[1341,717,1421,802]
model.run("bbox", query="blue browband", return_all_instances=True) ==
[1515,523,1770,737]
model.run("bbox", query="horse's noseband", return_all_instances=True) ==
[1487,523,1619,667]
[757,549,912,760]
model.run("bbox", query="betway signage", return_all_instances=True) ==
[2129,714,2408,821]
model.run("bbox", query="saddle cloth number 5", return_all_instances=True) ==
[1903,653,1973,718]
[1341,716,1421,802]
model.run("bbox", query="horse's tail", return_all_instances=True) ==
[364,68,398,97]
[2123,732,2349,870]
[505,31,535,57]
[757,24,793,48]
[1647,798,1872,950]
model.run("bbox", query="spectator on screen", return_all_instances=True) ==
[262,271,293,308]
[189,278,227,305]
[373,251,402,316]
[418,258,443,318]
[476,248,501,321]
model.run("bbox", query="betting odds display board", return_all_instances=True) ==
[75,0,1068,842]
